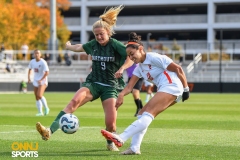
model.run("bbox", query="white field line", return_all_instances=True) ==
[0,130,36,134]
[0,126,101,134]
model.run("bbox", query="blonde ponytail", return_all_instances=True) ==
[92,5,124,36]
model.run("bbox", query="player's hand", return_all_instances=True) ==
[65,41,71,49]
[115,94,124,110]
[28,79,31,83]
[114,67,124,78]
[182,87,190,102]
[38,80,42,85]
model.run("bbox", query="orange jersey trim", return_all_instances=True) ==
[164,71,172,84]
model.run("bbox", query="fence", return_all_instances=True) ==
[1,48,240,64]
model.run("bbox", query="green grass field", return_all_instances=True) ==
[0,92,239,160]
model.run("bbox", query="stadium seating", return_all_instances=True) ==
[185,60,240,82]
[0,53,239,83]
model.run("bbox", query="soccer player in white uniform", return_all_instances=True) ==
[28,50,50,116]
[143,79,154,103]
[101,32,190,155]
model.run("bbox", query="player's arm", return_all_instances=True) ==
[65,41,85,52]
[167,62,189,102]
[167,62,188,88]
[39,71,49,82]
[114,40,134,78]
[28,69,31,83]
[115,56,133,78]
[116,75,139,109]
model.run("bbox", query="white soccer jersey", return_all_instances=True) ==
[28,58,49,82]
[133,52,183,96]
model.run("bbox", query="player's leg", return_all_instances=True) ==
[37,83,49,115]
[34,86,43,116]
[36,86,94,141]
[102,98,119,151]
[122,96,177,154]
[149,84,155,98]
[51,87,93,133]
[120,114,146,155]
[132,89,142,116]
[101,92,176,148]
[101,86,119,151]
[132,78,144,117]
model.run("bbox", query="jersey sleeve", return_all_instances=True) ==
[28,60,33,69]
[82,39,95,55]
[151,54,173,70]
[132,66,142,78]
[42,60,49,72]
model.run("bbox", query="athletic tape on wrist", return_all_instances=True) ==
[184,87,189,92]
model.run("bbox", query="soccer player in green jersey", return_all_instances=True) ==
[36,5,133,151]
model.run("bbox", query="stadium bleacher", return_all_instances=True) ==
[0,51,239,83]
[185,60,240,82]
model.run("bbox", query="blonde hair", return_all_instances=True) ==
[92,5,124,37]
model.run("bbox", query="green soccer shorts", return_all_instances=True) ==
[82,82,119,101]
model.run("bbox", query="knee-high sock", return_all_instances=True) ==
[134,99,143,109]
[130,115,148,152]
[146,94,150,102]
[119,112,154,142]
[50,111,66,134]
[134,99,140,109]
[151,93,154,98]
[36,100,43,113]
[139,99,143,109]
[40,96,49,109]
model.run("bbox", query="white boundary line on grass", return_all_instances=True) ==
[0,126,101,134]
[0,130,36,134]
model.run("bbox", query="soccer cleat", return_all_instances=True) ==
[36,113,43,116]
[36,122,51,141]
[106,142,119,151]
[101,130,123,147]
[120,148,141,155]
[44,108,50,115]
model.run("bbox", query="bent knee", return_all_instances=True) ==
[65,99,79,113]
[36,95,42,100]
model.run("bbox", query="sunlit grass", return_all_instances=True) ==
[0,92,239,160]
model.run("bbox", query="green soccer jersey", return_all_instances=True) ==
[82,38,127,90]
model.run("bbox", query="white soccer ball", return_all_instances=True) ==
[59,114,80,134]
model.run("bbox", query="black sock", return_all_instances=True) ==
[139,99,143,109]
[134,99,140,109]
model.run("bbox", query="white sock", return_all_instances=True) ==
[36,100,43,113]
[145,94,150,102]
[119,112,154,142]
[130,115,148,152]
[151,93,154,98]
[40,96,49,109]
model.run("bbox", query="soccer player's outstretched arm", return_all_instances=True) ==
[116,75,139,109]
[65,41,85,52]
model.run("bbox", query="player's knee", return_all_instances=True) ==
[66,99,79,112]
[36,95,42,100]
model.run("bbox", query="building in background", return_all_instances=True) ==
[63,0,240,52]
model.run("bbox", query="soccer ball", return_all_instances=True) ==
[59,113,80,134]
